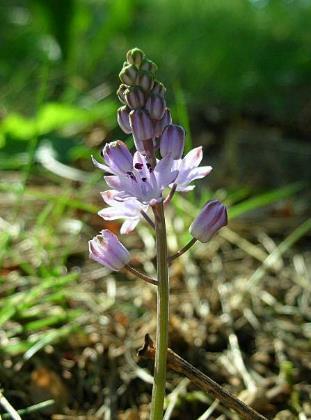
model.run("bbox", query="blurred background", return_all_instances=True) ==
[0,1,310,419]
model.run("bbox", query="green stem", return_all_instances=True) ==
[150,202,169,420]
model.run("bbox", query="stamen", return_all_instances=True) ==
[142,177,147,182]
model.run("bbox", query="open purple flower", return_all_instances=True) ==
[172,146,213,191]
[100,148,178,204]
[89,230,130,271]
[99,190,148,234]
[92,140,133,176]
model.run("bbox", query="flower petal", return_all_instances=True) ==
[120,218,140,234]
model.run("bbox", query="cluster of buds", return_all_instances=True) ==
[89,48,228,272]
[117,48,183,155]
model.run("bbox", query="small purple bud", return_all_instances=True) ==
[117,84,127,104]
[117,106,132,134]
[145,93,166,120]
[140,59,158,73]
[152,80,166,97]
[189,200,228,243]
[129,109,154,141]
[119,64,138,85]
[124,86,145,109]
[103,140,133,174]
[160,124,185,159]
[126,48,145,67]
[154,108,172,137]
[89,230,130,271]
[136,70,154,92]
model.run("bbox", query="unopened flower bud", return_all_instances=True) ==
[141,59,158,73]
[145,93,166,120]
[189,200,228,243]
[152,80,166,97]
[126,48,145,67]
[89,230,130,271]
[124,86,145,109]
[160,124,185,159]
[129,109,154,141]
[102,140,133,174]
[117,106,132,134]
[117,84,127,104]
[136,70,154,92]
[119,64,138,86]
[154,108,172,137]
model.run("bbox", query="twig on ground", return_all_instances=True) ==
[138,335,268,420]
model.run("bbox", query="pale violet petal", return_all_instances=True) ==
[120,218,140,234]
[181,147,203,170]
[187,166,213,182]
[92,156,113,173]
[154,154,178,188]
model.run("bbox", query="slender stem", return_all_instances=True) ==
[141,210,155,229]
[168,238,197,263]
[164,184,177,207]
[150,203,169,420]
[124,265,158,286]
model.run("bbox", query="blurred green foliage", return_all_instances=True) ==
[1,0,311,114]
[0,0,310,187]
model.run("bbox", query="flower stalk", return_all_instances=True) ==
[150,202,169,420]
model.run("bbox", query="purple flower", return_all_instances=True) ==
[129,109,154,142]
[89,230,130,271]
[92,140,133,176]
[160,124,185,159]
[92,140,178,204]
[99,190,148,234]
[172,146,212,191]
[136,70,154,91]
[105,151,178,204]
[117,106,132,134]
[189,200,228,242]
[145,94,166,120]
[124,86,145,109]
[154,108,172,138]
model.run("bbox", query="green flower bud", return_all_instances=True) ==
[126,48,145,67]
[119,64,138,86]
[152,80,166,97]
[141,59,158,73]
